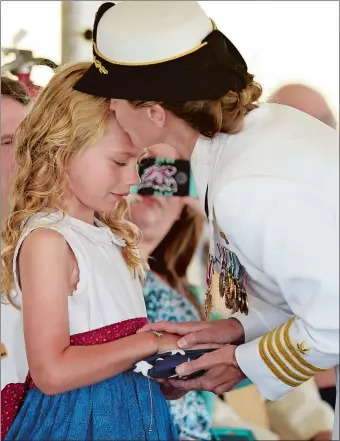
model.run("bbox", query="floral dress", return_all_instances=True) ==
[143,271,212,441]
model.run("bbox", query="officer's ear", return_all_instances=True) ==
[144,104,166,129]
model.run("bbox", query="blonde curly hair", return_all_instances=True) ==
[2,62,145,305]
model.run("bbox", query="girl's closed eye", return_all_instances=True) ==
[108,156,128,167]
[114,160,127,167]
[1,135,14,146]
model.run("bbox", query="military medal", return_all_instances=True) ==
[204,255,214,319]
[229,276,235,311]
[204,284,213,319]
[240,270,248,314]
[1,343,8,359]
[219,248,228,298]
[219,267,227,298]
[220,231,229,244]
[240,294,248,314]
[217,236,249,315]
[225,274,232,305]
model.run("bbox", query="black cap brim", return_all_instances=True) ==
[74,30,248,103]
[74,2,247,102]
[73,63,117,99]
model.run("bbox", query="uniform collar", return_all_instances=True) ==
[190,134,226,204]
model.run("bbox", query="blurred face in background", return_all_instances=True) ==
[130,144,186,254]
[1,94,27,221]
[269,84,337,129]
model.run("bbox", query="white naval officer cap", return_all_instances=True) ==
[74,1,248,102]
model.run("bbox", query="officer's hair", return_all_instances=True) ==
[131,73,262,137]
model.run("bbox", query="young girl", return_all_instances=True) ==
[1,62,180,441]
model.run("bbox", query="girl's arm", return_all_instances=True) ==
[19,228,178,396]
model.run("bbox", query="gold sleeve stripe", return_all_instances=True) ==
[259,333,302,388]
[275,323,316,378]
[284,318,326,373]
[267,328,309,382]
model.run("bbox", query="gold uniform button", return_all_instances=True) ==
[1,343,8,358]
[220,231,229,244]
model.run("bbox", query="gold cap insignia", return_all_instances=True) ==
[94,57,108,75]
[220,231,229,244]
[1,343,8,358]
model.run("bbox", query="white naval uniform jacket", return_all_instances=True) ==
[190,103,339,439]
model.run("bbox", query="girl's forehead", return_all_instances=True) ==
[103,115,146,157]
[103,131,146,159]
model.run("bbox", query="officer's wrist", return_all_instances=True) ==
[227,318,245,345]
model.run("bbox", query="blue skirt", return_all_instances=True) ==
[5,371,179,441]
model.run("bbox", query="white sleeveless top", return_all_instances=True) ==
[12,211,147,335]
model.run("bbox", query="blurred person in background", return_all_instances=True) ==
[1,77,30,223]
[264,83,337,441]
[132,143,279,440]
[131,143,212,440]
[1,77,31,390]
[269,83,337,129]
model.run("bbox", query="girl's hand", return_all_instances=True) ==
[155,331,221,354]
[140,319,244,348]
[156,332,181,353]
